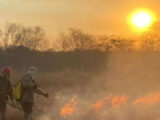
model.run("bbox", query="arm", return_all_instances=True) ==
[34,81,49,97]
[35,87,46,95]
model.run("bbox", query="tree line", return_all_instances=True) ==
[57,23,160,52]
[0,23,160,52]
[0,23,47,51]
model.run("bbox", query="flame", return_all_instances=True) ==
[60,95,77,117]
[92,96,111,111]
[134,92,160,105]
[91,94,128,111]
[111,95,128,108]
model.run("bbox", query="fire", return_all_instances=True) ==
[91,94,128,111]
[111,95,128,108]
[60,95,77,117]
[134,92,160,105]
[59,92,160,118]
[92,96,111,111]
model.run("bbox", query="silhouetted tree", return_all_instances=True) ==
[68,28,95,50]
[58,32,75,51]
[140,22,160,51]
[59,28,97,51]
[0,23,47,50]
[14,26,47,50]
[108,38,134,51]
[2,23,19,49]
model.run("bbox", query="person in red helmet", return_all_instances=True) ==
[0,67,13,120]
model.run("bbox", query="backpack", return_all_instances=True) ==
[13,80,23,100]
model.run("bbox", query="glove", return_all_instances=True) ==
[44,93,49,98]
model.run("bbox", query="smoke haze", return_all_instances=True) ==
[11,51,159,120]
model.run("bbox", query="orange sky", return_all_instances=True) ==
[0,0,160,40]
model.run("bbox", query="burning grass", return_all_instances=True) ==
[7,52,160,120]
[60,95,77,118]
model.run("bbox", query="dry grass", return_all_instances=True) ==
[7,52,160,120]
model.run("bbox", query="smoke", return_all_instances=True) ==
[35,51,160,120]
[8,51,160,120]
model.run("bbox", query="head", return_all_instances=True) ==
[1,67,11,80]
[27,66,37,77]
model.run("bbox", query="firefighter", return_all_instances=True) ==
[0,67,13,120]
[21,66,49,120]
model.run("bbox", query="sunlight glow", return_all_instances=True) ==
[129,9,156,32]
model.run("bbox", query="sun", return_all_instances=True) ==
[129,9,156,31]
[132,12,152,28]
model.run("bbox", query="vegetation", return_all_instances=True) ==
[0,23,160,52]
[1,22,159,120]
[0,22,159,73]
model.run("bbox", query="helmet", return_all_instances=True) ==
[27,66,37,77]
[2,67,11,75]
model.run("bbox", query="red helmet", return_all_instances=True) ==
[2,67,11,75]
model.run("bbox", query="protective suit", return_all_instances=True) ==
[0,67,13,120]
[21,67,48,120]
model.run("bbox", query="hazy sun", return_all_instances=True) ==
[129,9,156,31]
